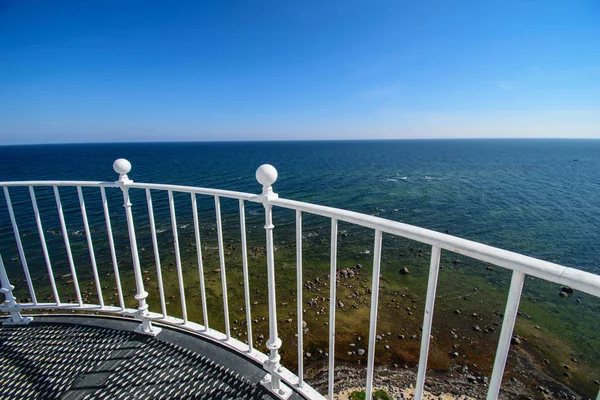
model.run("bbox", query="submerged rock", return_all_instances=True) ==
[399,267,409,275]
[562,286,574,294]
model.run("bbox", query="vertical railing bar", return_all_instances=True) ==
[214,195,231,340]
[365,229,383,399]
[296,210,304,387]
[239,199,253,350]
[77,186,104,307]
[53,185,82,306]
[327,217,338,400]
[100,187,125,310]
[3,187,37,304]
[192,193,209,330]
[414,245,442,399]
[168,189,188,323]
[29,186,60,305]
[147,189,167,318]
[486,270,526,400]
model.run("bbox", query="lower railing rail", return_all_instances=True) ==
[1,159,599,400]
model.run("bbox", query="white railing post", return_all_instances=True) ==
[0,254,32,325]
[114,159,161,336]
[256,164,292,400]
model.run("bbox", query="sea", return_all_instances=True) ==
[1,139,598,274]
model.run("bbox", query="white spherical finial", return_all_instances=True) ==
[256,164,278,187]
[113,158,132,176]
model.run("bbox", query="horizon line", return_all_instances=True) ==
[2,136,600,147]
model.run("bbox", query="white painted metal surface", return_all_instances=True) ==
[239,199,253,351]
[77,186,104,307]
[28,186,60,304]
[486,270,525,399]
[168,189,188,324]
[328,218,338,400]
[114,159,161,336]
[257,164,292,399]
[214,195,231,340]
[193,193,210,331]
[54,185,83,306]
[365,229,383,399]
[1,160,599,400]
[414,245,441,399]
[296,210,304,388]
[147,189,168,318]
[0,254,32,325]
[101,186,125,310]
[3,187,36,304]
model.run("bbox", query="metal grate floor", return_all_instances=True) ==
[0,321,278,399]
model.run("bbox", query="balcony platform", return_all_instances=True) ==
[0,315,304,400]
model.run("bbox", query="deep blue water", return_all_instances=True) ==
[0,139,599,279]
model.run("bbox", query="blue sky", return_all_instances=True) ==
[1,1,599,144]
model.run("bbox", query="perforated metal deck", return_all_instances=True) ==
[0,316,301,400]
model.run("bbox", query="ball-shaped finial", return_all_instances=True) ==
[256,164,278,188]
[113,158,132,175]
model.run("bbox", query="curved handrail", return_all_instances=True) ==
[271,198,600,297]
[0,180,117,187]
[4,178,600,298]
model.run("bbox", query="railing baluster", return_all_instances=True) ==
[147,189,167,318]
[486,270,525,399]
[256,164,292,399]
[214,195,231,339]
[29,186,60,304]
[414,245,442,399]
[100,187,125,310]
[192,193,209,330]
[239,199,253,350]
[296,210,304,387]
[54,185,83,306]
[77,186,104,307]
[365,229,383,399]
[168,189,188,324]
[114,159,161,336]
[3,187,37,304]
[328,217,338,400]
[0,254,32,325]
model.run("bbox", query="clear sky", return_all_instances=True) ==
[1,1,599,144]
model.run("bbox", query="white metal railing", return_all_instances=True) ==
[1,159,599,400]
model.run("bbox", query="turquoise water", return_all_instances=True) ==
[1,139,598,276]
